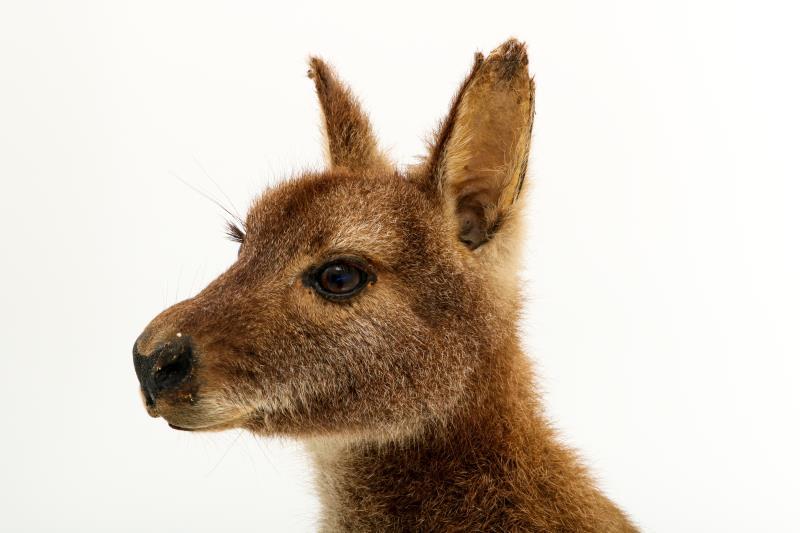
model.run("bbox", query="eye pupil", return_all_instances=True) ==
[327,267,351,290]
[321,264,359,293]
[313,261,369,299]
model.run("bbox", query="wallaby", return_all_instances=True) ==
[133,38,637,532]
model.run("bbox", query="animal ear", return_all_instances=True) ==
[307,57,393,175]
[417,39,534,250]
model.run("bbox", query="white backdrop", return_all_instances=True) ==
[1,1,798,531]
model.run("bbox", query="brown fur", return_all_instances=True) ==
[134,39,637,531]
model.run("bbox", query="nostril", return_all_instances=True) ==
[133,334,195,400]
[141,387,156,407]
[152,346,193,392]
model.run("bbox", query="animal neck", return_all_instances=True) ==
[304,338,622,531]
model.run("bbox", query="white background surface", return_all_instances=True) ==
[1,1,798,531]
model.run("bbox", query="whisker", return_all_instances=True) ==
[206,429,244,478]
[169,170,244,228]
[224,219,245,243]
[174,263,183,303]
[251,432,279,475]
[193,155,244,224]
[189,263,205,296]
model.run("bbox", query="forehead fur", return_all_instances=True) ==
[244,171,447,266]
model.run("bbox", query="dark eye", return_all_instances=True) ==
[311,261,370,300]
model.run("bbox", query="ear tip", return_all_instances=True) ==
[490,37,529,65]
[307,56,330,80]
[478,38,530,82]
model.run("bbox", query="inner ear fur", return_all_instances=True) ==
[419,38,535,249]
[308,57,393,175]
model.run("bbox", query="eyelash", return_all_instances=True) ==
[225,220,246,244]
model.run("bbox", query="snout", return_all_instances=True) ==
[133,333,195,408]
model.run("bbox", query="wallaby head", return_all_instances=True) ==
[133,39,534,440]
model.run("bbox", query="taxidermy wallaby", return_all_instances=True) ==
[133,38,637,531]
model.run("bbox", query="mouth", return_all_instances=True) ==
[140,388,254,432]
[164,419,237,432]
[168,423,196,431]
[162,412,256,433]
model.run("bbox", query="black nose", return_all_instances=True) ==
[133,334,194,405]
